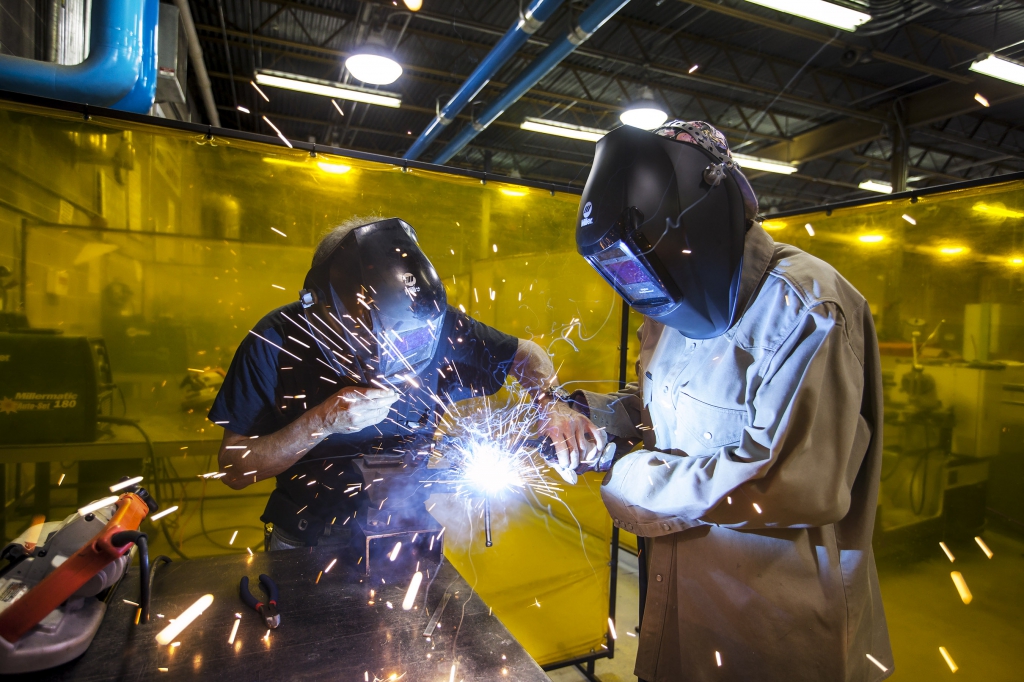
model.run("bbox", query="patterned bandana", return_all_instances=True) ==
[652,120,759,223]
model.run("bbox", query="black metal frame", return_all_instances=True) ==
[767,170,1024,220]
[0,89,585,197]
[540,300,630,682]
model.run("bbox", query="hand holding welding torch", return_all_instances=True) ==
[317,386,399,434]
[539,400,607,482]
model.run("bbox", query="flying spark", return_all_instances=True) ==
[78,496,119,516]
[110,476,143,492]
[939,646,958,673]
[974,536,993,559]
[156,595,214,645]
[262,116,292,148]
[150,505,179,521]
[950,571,972,604]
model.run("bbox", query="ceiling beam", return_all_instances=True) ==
[755,78,1024,164]
[249,1,878,125]
[197,25,790,144]
[679,0,973,85]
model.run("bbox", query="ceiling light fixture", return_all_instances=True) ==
[974,93,990,107]
[859,179,893,194]
[520,117,608,142]
[403,0,423,10]
[970,54,1024,87]
[254,70,401,108]
[732,153,798,175]
[744,0,871,32]
[345,34,403,86]
[902,214,917,225]
[858,234,885,244]
[620,86,669,130]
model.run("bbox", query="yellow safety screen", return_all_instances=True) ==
[4,97,1022,679]
[0,99,626,666]
[762,179,1024,680]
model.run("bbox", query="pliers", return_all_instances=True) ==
[240,574,281,628]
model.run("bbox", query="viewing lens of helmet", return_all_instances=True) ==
[587,241,673,309]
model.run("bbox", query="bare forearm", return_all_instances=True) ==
[218,409,327,489]
[216,386,398,489]
[509,339,556,396]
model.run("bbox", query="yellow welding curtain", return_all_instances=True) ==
[0,100,631,666]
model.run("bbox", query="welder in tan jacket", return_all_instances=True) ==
[558,120,893,682]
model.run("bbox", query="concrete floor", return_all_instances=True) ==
[11,475,1024,681]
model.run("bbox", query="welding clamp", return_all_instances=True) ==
[240,574,281,628]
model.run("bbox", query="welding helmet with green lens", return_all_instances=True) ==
[299,218,446,384]
[577,122,756,339]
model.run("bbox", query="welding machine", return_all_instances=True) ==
[0,333,111,445]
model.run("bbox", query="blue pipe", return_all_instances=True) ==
[0,0,149,111]
[112,0,159,114]
[403,0,565,161]
[433,0,633,166]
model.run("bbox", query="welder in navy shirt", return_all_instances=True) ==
[209,216,604,550]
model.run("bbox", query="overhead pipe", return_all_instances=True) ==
[174,0,221,127]
[112,0,159,113]
[403,0,565,161]
[0,0,153,112]
[433,0,633,165]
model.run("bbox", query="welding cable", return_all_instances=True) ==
[111,531,150,623]
[97,416,190,561]
[148,554,172,617]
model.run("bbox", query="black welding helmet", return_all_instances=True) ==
[577,121,758,339]
[299,218,446,384]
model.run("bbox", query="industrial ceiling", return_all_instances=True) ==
[186,0,1024,210]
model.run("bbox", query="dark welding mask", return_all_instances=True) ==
[299,218,446,385]
[577,124,753,339]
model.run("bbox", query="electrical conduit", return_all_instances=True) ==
[403,0,564,161]
[0,0,153,112]
[432,0,633,165]
[173,0,221,127]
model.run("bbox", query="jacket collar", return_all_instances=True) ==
[731,224,775,326]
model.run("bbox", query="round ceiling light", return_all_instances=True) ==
[403,0,423,10]
[345,36,403,86]
[619,86,669,130]
[619,106,668,130]
[345,52,403,85]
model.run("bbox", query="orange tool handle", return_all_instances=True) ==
[0,493,150,644]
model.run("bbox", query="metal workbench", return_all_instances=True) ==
[26,546,547,681]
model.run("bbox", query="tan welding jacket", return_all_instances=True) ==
[581,226,893,682]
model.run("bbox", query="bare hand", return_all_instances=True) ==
[317,386,399,434]
[541,402,607,476]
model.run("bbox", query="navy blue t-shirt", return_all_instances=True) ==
[208,303,518,522]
